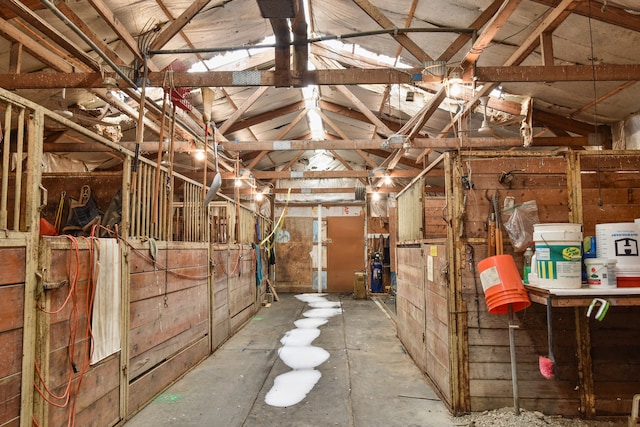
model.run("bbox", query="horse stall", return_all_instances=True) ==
[0,88,269,426]
[395,150,640,418]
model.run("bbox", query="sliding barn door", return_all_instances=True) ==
[326,216,365,293]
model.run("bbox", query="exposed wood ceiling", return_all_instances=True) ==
[1,0,639,203]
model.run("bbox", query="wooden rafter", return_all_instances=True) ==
[0,16,74,73]
[148,0,212,52]
[5,0,99,70]
[352,0,433,63]
[218,86,269,135]
[336,85,394,137]
[462,0,523,67]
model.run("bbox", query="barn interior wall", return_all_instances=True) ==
[21,237,265,426]
[0,90,268,425]
[395,151,640,418]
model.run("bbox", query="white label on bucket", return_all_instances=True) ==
[479,266,501,293]
[536,247,551,261]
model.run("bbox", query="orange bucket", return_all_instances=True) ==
[478,255,531,315]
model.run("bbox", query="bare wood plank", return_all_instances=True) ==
[128,337,209,416]
[0,248,25,285]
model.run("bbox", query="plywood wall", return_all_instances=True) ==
[274,217,314,293]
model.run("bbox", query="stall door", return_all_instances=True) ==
[327,216,365,292]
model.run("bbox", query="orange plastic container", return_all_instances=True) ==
[478,254,531,315]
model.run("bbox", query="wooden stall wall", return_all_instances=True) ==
[211,244,230,350]
[396,159,453,409]
[577,152,640,416]
[228,244,260,334]
[455,153,581,414]
[446,151,640,417]
[0,244,27,426]
[0,92,45,427]
[396,244,451,402]
[0,88,269,426]
[35,239,122,427]
[127,241,210,415]
[397,151,640,417]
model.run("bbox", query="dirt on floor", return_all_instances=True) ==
[451,407,629,427]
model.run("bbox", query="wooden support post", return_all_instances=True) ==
[575,306,596,418]
[21,108,44,427]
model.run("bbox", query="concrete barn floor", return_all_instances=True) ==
[123,293,454,427]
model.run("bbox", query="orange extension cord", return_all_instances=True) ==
[33,227,100,427]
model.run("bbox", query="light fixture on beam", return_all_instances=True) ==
[382,133,407,149]
[103,76,118,90]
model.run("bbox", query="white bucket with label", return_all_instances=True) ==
[596,223,640,265]
[584,258,617,289]
[533,223,583,289]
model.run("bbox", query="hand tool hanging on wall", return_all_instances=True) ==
[203,88,221,205]
[131,55,148,194]
[152,91,168,225]
[485,190,496,257]
[493,190,503,255]
[204,127,222,205]
[539,296,556,379]
[201,87,216,200]
[491,189,521,415]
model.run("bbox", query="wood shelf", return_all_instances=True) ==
[525,285,640,307]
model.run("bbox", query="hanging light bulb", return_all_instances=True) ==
[447,69,463,98]
[384,171,392,185]
[372,190,380,201]
[194,149,205,161]
[235,178,242,187]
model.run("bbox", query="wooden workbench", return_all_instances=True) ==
[525,285,640,418]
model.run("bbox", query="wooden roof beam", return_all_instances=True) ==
[219,136,588,152]
[531,0,640,33]
[352,0,433,63]
[0,16,74,73]
[218,86,269,135]
[4,0,99,70]
[336,85,394,137]
[148,0,212,53]
[4,64,639,89]
[462,0,523,67]
[221,100,306,134]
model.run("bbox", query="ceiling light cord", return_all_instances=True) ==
[587,0,604,209]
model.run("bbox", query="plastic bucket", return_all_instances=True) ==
[584,258,617,289]
[478,255,531,315]
[616,264,640,288]
[533,223,583,289]
[596,223,640,265]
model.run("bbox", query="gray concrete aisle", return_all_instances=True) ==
[124,293,454,427]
